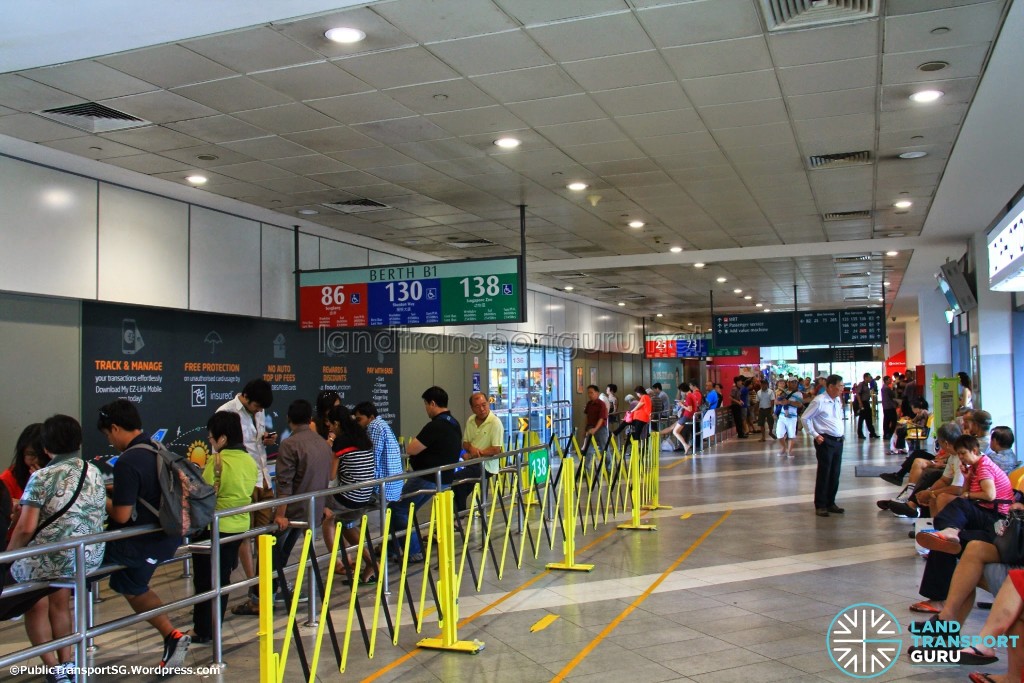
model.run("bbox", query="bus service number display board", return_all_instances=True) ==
[713,312,795,348]
[798,308,884,345]
[298,257,524,329]
[644,334,710,358]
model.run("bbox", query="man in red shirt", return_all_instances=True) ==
[583,385,609,455]
[663,380,702,454]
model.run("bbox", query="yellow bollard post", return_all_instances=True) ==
[417,491,485,653]
[546,458,594,572]
[258,535,279,683]
[642,432,671,511]
[617,439,656,531]
[307,523,342,683]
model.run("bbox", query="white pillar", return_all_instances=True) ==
[905,319,921,368]
[969,231,1015,429]
[919,286,952,379]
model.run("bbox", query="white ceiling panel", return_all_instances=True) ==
[712,122,796,149]
[98,45,237,89]
[563,51,675,91]
[233,103,339,134]
[265,154,352,175]
[662,36,772,80]
[536,119,627,147]
[19,61,156,101]
[506,93,606,126]
[273,7,415,58]
[386,79,497,114]
[160,144,255,167]
[104,153,194,175]
[220,135,315,159]
[699,98,788,130]
[882,44,989,86]
[373,0,519,42]
[393,138,485,163]
[249,62,371,101]
[768,19,880,68]
[474,65,584,103]
[787,87,877,120]
[173,77,292,113]
[182,27,322,73]
[0,74,83,112]
[638,0,762,48]
[337,47,460,90]
[328,146,417,169]
[306,91,416,124]
[778,57,879,97]
[496,0,627,23]
[351,116,452,145]
[590,82,691,116]
[101,89,219,123]
[879,103,968,130]
[424,30,553,77]
[883,2,1006,53]
[635,130,718,156]
[682,70,783,107]
[0,112,83,142]
[427,105,527,136]
[528,13,654,62]
[614,108,704,138]
[98,125,202,153]
[163,115,268,144]
[42,134,141,159]
[207,160,293,182]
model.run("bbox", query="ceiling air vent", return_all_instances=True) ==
[446,238,495,249]
[322,198,390,214]
[834,254,873,263]
[837,271,870,279]
[824,211,872,221]
[844,296,870,301]
[36,102,149,133]
[555,272,589,280]
[759,0,878,32]
[591,285,622,292]
[840,284,866,290]
[808,151,871,169]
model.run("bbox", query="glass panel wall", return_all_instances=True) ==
[487,343,570,445]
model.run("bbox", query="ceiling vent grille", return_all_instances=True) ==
[759,0,878,32]
[824,210,872,221]
[837,271,871,279]
[37,102,149,133]
[591,285,622,292]
[809,150,871,169]
[322,198,390,214]
[834,254,873,263]
[555,272,589,280]
[446,238,495,248]
[840,284,866,289]
[844,296,871,301]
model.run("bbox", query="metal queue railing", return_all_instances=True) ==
[0,430,670,681]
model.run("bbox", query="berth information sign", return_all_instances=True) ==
[712,312,795,347]
[298,256,524,329]
[644,334,710,358]
[798,308,885,345]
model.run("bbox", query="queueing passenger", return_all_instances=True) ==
[220,378,277,615]
[188,411,257,644]
[1,423,48,546]
[854,373,879,439]
[959,370,975,413]
[881,375,899,441]
[97,399,191,668]
[388,386,462,560]
[461,391,506,495]
[583,385,609,456]
[313,389,340,440]
[988,426,1018,473]
[878,422,961,514]
[603,384,619,427]
[801,374,846,517]
[352,401,404,507]
[8,415,105,683]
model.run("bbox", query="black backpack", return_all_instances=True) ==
[136,441,216,538]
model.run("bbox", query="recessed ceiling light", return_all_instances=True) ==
[894,200,913,209]
[617,302,626,307]
[686,322,694,326]
[744,295,752,300]
[656,313,663,317]
[910,90,943,103]
[694,262,706,268]
[918,61,949,72]
[325,27,366,43]
[878,297,885,302]
[628,220,645,228]
[930,26,951,35]
[763,308,771,313]
[887,232,906,238]
[669,246,683,253]
[755,303,763,308]
[564,286,574,292]
[733,288,742,294]
[716,277,727,283]
[186,174,207,185]
[297,208,319,215]
[899,151,928,159]
[196,153,218,161]
[883,281,891,286]
[886,250,899,256]
[567,182,588,191]
[494,137,521,149]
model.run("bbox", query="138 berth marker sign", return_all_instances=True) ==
[298,256,524,329]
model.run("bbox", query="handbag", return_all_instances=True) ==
[0,462,88,620]
[623,410,634,424]
[994,494,1024,565]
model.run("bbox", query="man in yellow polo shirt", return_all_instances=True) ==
[457,392,506,510]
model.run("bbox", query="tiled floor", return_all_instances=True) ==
[1,420,1007,682]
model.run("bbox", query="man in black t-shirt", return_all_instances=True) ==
[98,400,191,670]
[389,386,462,559]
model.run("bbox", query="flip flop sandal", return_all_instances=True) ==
[231,600,259,616]
[958,646,999,666]
[968,672,998,683]
[909,601,942,613]
[915,531,961,556]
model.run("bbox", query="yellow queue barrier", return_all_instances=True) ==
[546,457,594,572]
[617,437,657,531]
[642,432,672,512]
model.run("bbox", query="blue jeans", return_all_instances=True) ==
[388,479,438,555]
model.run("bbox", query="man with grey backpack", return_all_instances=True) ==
[98,399,191,671]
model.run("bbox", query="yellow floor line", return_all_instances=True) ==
[548,510,733,683]
[360,527,618,683]
[530,614,560,633]
[679,512,692,520]
[663,454,693,471]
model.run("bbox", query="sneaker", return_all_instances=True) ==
[827,505,845,514]
[876,499,891,510]
[160,630,191,669]
[888,501,920,518]
[879,472,903,486]
[45,674,70,683]
[815,508,830,517]
[895,486,915,503]
[57,662,76,683]
[274,590,309,604]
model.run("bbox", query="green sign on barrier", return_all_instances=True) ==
[528,449,550,485]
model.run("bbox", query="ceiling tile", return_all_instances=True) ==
[249,62,371,101]
[0,112,83,142]
[255,175,333,194]
[386,79,497,114]
[98,125,203,152]
[712,122,796,149]
[102,90,220,124]
[882,45,989,86]
[794,112,876,147]
[652,148,729,169]
[635,130,717,156]
[164,115,268,143]
[208,160,294,182]
[265,154,353,175]
[682,70,783,106]
[394,138,486,163]
[699,98,788,130]
[20,61,156,100]
[374,0,518,41]
[768,19,880,68]
[273,7,416,58]
[879,103,968,131]
[337,47,460,90]
[663,36,772,80]
[473,65,584,103]
[496,0,628,23]
[98,45,236,89]
[306,91,416,125]
[425,30,553,77]
[0,74,83,112]
[614,108,704,137]
[563,139,647,164]
[234,103,340,134]
[308,169,388,188]
[220,135,315,159]
[328,147,418,169]
[883,1,1005,53]
[426,156,512,177]
[105,153,193,174]
[564,51,675,91]
[537,119,627,147]
[182,27,322,73]
[506,94,606,126]
[777,57,879,97]
[528,13,654,62]
[786,87,877,120]
[352,116,452,145]
[160,144,255,167]
[881,77,979,111]
[590,82,691,116]
[173,77,292,113]
[427,105,527,136]
[41,135,141,159]
[282,126,380,153]
[638,0,762,48]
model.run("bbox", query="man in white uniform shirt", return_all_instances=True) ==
[801,374,846,517]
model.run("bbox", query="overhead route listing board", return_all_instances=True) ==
[82,302,400,469]
[298,256,525,329]
[712,308,885,348]
[643,334,745,358]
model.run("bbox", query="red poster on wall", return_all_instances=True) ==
[885,350,907,377]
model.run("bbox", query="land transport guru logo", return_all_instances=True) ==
[827,603,902,678]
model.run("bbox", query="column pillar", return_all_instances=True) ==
[969,231,1015,429]
[918,286,952,380]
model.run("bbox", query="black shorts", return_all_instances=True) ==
[104,537,179,597]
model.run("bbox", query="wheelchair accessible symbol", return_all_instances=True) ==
[502,284,513,295]
[827,603,902,678]
[350,292,360,304]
